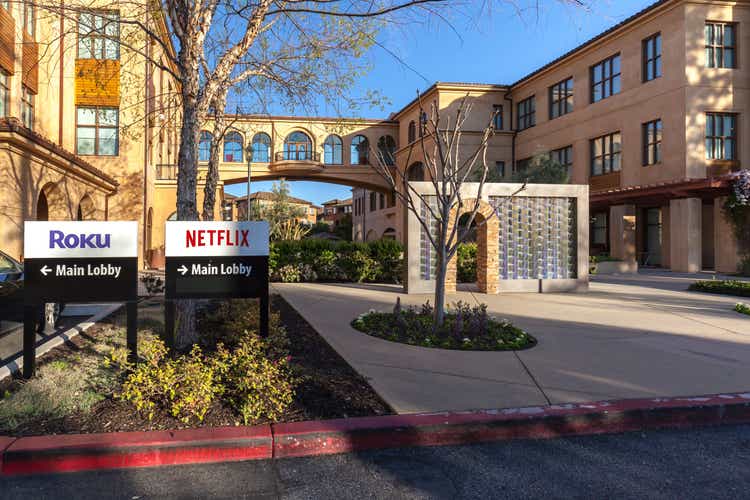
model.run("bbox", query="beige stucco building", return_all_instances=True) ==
[1,0,747,277]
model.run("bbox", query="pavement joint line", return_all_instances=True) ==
[357,361,541,389]
[513,351,552,406]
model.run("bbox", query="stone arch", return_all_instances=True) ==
[77,194,96,221]
[382,227,396,239]
[37,182,67,220]
[283,129,314,161]
[406,162,425,181]
[446,199,499,294]
[365,229,378,242]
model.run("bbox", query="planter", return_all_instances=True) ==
[593,260,638,275]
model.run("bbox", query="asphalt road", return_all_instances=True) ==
[3,425,750,499]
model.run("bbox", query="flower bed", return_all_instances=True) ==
[351,300,536,351]
[735,303,750,316]
[688,280,750,297]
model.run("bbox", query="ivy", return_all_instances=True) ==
[723,170,750,275]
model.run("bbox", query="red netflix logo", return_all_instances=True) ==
[185,229,250,248]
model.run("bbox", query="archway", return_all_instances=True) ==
[365,229,378,242]
[77,194,96,221]
[406,162,425,181]
[37,182,67,220]
[446,199,499,294]
[36,189,49,221]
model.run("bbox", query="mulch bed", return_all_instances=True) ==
[0,295,392,437]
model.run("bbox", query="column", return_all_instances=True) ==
[713,196,740,274]
[669,197,702,273]
[609,204,637,262]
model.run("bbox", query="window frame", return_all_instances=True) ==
[642,119,663,166]
[548,77,573,119]
[323,134,343,165]
[705,112,737,160]
[642,33,662,82]
[21,85,34,129]
[350,135,369,165]
[590,53,621,103]
[377,135,396,166]
[589,131,622,176]
[251,132,271,163]
[517,96,536,131]
[23,0,35,37]
[492,104,503,130]
[705,22,736,69]
[407,121,416,143]
[75,105,119,156]
[198,130,212,162]
[550,145,573,175]
[77,11,120,60]
[222,130,244,163]
[0,70,9,118]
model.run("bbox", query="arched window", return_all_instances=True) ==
[198,131,212,162]
[382,228,396,240]
[323,135,343,164]
[251,132,271,163]
[36,190,48,221]
[419,111,428,137]
[77,194,95,221]
[223,131,244,163]
[284,131,312,161]
[407,162,425,181]
[377,135,396,166]
[351,135,369,165]
[407,121,416,143]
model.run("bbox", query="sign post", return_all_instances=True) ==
[164,221,270,345]
[23,221,139,378]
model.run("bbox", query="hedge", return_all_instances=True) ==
[270,239,403,284]
[688,280,750,297]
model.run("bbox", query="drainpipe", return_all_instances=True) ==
[504,91,516,174]
[58,0,64,146]
[142,29,152,267]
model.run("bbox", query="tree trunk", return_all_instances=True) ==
[433,243,447,327]
[202,88,229,222]
[174,51,202,350]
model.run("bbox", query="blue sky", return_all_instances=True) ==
[225,0,657,205]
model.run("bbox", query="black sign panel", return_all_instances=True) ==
[165,256,269,300]
[24,257,138,304]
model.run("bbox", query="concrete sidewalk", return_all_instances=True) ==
[273,272,750,414]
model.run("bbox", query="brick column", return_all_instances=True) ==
[669,197,702,273]
[477,210,499,294]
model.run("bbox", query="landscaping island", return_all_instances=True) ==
[688,280,750,297]
[0,296,392,437]
[352,300,536,351]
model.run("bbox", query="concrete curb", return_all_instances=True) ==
[2,391,750,475]
[0,303,123,381]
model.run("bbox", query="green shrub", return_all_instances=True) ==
[269,239,404,283]
[688,280,750,297]
[735,302,750,316]
[457,243,477,283]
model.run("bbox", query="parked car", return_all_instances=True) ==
[0,250,63,334]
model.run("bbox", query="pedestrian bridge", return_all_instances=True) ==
[156,115,399,192]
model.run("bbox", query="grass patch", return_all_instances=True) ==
[351,300,536,351]
[735,303,750,316]
[688,280,750,297]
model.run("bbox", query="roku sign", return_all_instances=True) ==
[49,230,111,249]
[185,229,250,248]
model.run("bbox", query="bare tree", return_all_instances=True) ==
[371,95,524,327]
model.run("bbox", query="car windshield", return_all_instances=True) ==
[0,254,19,272]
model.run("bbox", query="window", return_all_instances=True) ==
[515,157,532,174]
[550,145,573,175]
[590,132,622,176]
[351,135,369,165]
[78,12,119,60]
[377,135,396,166]
[642,33,662,82]
[495,161,505,179]
[705,113,736,160]
[21,85,34,129]
[252,132,271,162]
[591,54,621,103]
[369,192,377,212]
[549,78,573,119]
[223,131,243,162]
[76,106,119,155]
[0,1,8,11]
[517,96,535,131]
[642,119,662,165]
[0,70,8,118]
[379,193,385,210]
[23,0,34,37]
[407,121,416,143]
[591,213,608,246]
[493,105,503,130]
[406,162,424,181]
[419,111,428,136]
[705,22,736,68]
[198,131,212,162]
[323,135,342,164]
[283,131,312,161]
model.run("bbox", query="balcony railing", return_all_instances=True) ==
[274,151,321,162]
[156,164,178,180]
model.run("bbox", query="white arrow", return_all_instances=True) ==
[40,265,51,276]
[178,265,188,276]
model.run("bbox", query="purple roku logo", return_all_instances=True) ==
[49,230,111,249]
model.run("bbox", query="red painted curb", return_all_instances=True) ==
[272,393,750,458]
[2,392,750,474]
[2,425,272,475]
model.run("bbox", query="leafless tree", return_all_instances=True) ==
[371,95,525,326]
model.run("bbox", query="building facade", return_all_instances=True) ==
[233,191,320,224]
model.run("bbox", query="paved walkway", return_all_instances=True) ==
[273,271,750,414]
